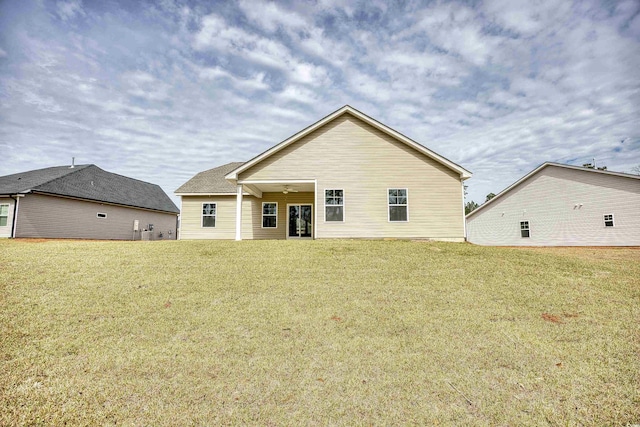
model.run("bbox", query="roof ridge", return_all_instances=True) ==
[543,161,640,179]
[87,166,165,187]
[204,161,245,171]
[30,164,92,191]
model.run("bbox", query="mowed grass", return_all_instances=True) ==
[0,239,638,426]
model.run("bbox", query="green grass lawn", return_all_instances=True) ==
[1,239,638,425]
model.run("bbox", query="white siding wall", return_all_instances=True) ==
[466,167,640,246]
[0,197,16,238]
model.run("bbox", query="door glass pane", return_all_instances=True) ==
[288,206,299,237]
[300,205,312,237]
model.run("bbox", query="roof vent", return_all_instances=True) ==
[70,157,75,168]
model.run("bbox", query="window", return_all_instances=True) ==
[202,203,216,227]
[388,189,408,222]
[262,202,277,228]
[325,189,344,221]
[520,221,530,238]
[604,214,614,227]
[0,204,8,227]
[97,213,107,219]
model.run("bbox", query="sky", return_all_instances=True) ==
[1,0,639,207]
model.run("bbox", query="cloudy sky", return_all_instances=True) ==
[1,0,639,206]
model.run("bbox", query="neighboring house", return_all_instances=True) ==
[466,162,640,246]
[176,105,472,241]
[0,164,179,240]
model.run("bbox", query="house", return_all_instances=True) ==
[0,164,179,240]
[466,162,640,246]
[176,105,472,241]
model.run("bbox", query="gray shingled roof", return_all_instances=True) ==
[175,162,245,194]
[0,165,179,213]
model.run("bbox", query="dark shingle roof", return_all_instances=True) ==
[0,165,179,213]
[175,162,245,194]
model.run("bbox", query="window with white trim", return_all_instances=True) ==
[388,189,408,222]
[262,202,277,228]
[325,189,344,222]
[202,203,216,227]
[520,221,530,238]
[603,214,614,227]
[97,213,107,219]
[0,204,8,227]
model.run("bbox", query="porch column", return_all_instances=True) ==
[235,184,243,241]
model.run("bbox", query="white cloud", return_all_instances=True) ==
[122,71,170,101]
[193,13,329,87]
[56,0,85,22]
[0,0,638,207]
[275,85,319,105]
[199,66,270,91]
[238,0,307,32]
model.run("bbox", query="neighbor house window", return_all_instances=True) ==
[603,214,614,227]
[325,189,344,221]
[97,213,107,219]
[388,189,408,221]
[0,204,8,227]
[520,221,530,238]
[262,202,277,228]
[202,203,216,227]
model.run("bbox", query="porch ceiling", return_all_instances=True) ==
[246,182,315,193]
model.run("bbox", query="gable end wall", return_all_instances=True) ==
[238,113,464,240]
[466,167,640,246]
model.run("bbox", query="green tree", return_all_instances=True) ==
[465,201,479,215]
[485,193,496,202]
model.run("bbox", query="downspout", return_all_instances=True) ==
[461,180,467,241]
[9,195,19,238]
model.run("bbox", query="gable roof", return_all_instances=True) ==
[175,162,245,194]
[0,165,179,213]
[225,105,472,181]
[466,162,640,219]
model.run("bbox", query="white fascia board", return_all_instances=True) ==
[465,163,548,220]
[238,179,316,184]
[175,192,249,196]
[344,107,472,179]
[225,105,472,180]
[544,162,640,180]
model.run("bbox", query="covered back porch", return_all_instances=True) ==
[234,180,316,240]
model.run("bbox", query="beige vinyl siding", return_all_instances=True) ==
[179,193,314,240]
[179,196,254,240]
[466,166,640,246]
[0,197,16,238]
[239,113,464,240]
[250,192,314,239]
[15,193,177,240]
